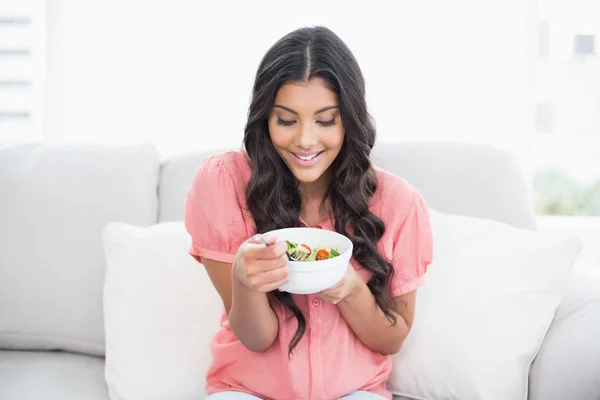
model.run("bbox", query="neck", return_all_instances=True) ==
[298,168,332,204]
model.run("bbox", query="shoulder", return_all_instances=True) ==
[184,151,254,259]
[187,150,251,214]
[192,150,251,189]
[372,167,423,218]
[372,169,433,296]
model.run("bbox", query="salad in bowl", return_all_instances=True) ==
[285,240,340,261]
[262,227,353,294]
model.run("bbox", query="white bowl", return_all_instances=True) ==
[263,227,353,295]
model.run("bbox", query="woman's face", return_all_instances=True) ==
[268,78,345,186]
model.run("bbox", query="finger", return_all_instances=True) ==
[259,265,289,283]
[242,241,268,253]
[318,292,335,302]
[247,241,288,260]
[265,254,289,271]
[326,280,345,291]
[324,296,341,305]
[247,233,278,246]
[316,291,332,299]
[261,234,278,245]
[318,288,341,301]
[247,254,288,273]
[248,265,288,287]
[258,278,290,293]
[317,294,335,304]
[318,285,339,296]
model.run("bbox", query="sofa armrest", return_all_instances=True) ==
[529,268,600,400]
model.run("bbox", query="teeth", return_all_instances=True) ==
[295,152,321,161]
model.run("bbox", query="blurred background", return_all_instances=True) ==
[0,0,599,269]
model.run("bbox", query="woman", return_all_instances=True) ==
[185,26,433,400]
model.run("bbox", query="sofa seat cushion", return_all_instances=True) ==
[529,269,600,400]
[0,350,108,400]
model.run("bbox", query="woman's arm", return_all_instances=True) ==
[201,258,280,353]
[337,279,415,355]
[317,266,416,355]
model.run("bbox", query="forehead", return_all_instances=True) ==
[274,78,338,113]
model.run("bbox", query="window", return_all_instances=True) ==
[574,34,595,56]
[535,102,553,133]
[532,1,600,216]
[0,0,45,143]
[538,21,550,57]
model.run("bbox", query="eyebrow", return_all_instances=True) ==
[273,105,339,115]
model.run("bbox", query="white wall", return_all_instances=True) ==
[43,0,536,159]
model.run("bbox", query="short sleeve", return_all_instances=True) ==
[389,191,434,297]
[184,156,249,264]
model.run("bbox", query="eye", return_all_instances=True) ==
[277,117,296,127]
[317,119,336,127]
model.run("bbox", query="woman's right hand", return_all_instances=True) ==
[232,235,289,292]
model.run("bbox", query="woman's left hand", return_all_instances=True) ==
[316,264,363,305]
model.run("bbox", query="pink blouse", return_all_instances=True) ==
[184,150,433,400]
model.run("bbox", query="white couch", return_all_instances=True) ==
[1,142,599,399]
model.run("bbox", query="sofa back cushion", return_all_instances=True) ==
[371,142,536,229]
[0,143,160,355]
[159,142,537,230]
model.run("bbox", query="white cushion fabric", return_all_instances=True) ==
[388,210,582,400]
[0,143,159,356]
[158,149,227,222]
[158,143,537,230]
[0,350,108,400]
[528,269,600,400]
[370,142,537,230]
[102,213,581,400]
[102,222,222,400]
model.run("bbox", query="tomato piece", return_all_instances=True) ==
[315,249,329,260]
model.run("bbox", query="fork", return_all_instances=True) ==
[250,234,304,261]
[287,244,310,261]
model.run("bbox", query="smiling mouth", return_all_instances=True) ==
[292,151,324,161]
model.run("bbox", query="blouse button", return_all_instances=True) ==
[312,298,321,307]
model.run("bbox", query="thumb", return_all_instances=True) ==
[262,234,278,246]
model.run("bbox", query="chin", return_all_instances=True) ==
[290,169,324,183]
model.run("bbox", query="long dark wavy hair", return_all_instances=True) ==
[243,26,396,355]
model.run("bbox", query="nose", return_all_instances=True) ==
[296,123,318,149]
